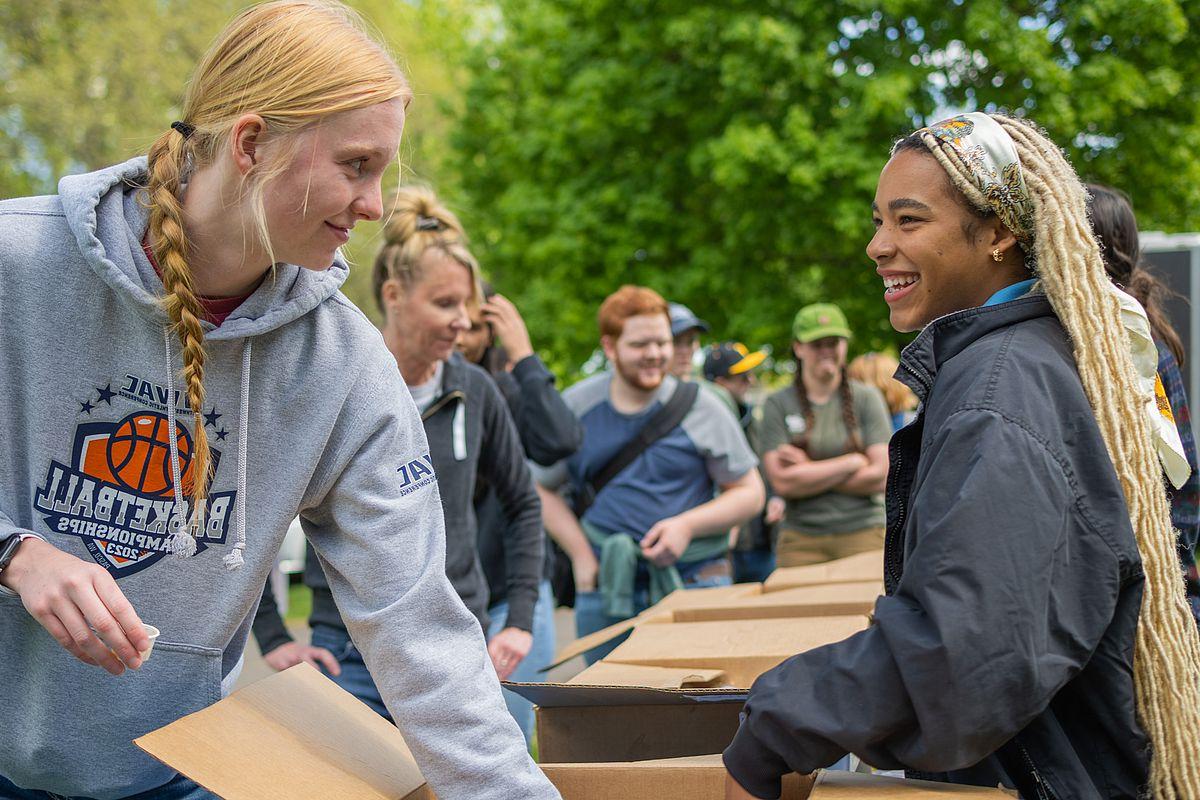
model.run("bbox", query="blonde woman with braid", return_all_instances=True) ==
[755,303,892,568]
[0,3,559,799]
[725,112,1200,800]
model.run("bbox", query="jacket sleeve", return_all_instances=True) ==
[0,511,44,598]
[251,578,294,656]
[478,375,544,633]
[300,356,557,799]
[724,408,1130,799]
[509,355,583,466]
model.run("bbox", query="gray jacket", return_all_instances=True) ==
[725,295,1148,799]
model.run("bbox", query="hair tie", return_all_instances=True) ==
[415,215,442,232]
[170,120,195,139]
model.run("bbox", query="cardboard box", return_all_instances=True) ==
[540,757,1014,800]
[670,581,885,623]
[548,582,765,668]
[764,550,885,592]
[809,770,1016,797]
[136,664,432,800]
[541,754,815,799]
[510,616,870,763]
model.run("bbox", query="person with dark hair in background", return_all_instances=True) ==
[459,284,582,744]
[705,343,783,583]
[1088,182,1199,624]
[253,185,546,724]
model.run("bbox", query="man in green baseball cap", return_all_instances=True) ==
[792,303,853,343]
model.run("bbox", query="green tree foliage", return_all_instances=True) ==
[450,0,1200,377]
[0,0,478,311]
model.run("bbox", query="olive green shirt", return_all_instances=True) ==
[753,380,892,535]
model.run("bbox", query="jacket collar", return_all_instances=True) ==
[895,294,1055,401]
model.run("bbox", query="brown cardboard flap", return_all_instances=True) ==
[671,582,885,623]
[135,664,428,800]
[548,583,764,669]
[810,771,1016,797]
[541,754,816,799]
[764,550,884,592]
[604,616,870,687]
[536,706,745,765]
[567,661,727,688]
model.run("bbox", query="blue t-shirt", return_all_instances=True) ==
[536,374,757,538]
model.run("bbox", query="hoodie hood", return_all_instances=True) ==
[57,157,353,570]
[57,156,348,342]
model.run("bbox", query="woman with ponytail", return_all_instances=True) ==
[755,303,892,568]
[0,3,558,798]
[725,112,1200,800]
[253,185,547,728]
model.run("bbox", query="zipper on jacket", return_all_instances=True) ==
[1016,742,1055,800]
[421,390,465,422]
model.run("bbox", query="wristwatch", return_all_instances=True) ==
[0,533,42,593]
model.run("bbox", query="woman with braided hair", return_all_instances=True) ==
[0,2,558,799]
[725,112,1200,799]
[754,303,892,568]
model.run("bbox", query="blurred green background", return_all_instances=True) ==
[3,0,1198,379]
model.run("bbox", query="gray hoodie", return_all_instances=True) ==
[0,158,558,799]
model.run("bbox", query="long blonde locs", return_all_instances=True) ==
[919,114,1200,798]
[144,0,410,522]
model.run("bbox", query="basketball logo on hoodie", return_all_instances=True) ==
[33,374,237,577]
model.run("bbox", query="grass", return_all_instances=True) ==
[286,582,312,622]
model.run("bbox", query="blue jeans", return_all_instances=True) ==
[309,624,392,721]
[487,580,557,746]
[733,549,776,584]
[0,774,215,800]
[575,561,733,665]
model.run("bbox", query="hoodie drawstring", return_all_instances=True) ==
[223,339,252,570]
[164,330,252,571]
[164,330,197,558]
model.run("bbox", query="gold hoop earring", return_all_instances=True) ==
[992,248,1003,262]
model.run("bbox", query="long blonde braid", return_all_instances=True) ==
[146,128,212,533]
[139,0,410,550]
[923,114,1200,798]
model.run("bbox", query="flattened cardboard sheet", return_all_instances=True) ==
[764,550,885,592]
[810,771,1017,797]
[602,616,870,687]
[135,664,430,800]
[540,755,816,799]
[671,581,885,622]
[566,661,727,689]
[548,582,764,668]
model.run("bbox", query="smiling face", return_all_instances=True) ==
[604,313,674,392]
[867,148,1023,332]
[258,98,406,269]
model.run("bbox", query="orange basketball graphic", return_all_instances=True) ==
[105,412,193,496]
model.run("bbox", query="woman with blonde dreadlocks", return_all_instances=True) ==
[725,112,1200,800]
[0,2,558,798]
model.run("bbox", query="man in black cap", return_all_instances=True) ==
[704,342,782,584]
[703,342,768,430]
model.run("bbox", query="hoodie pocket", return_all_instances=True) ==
[0,604,223,800]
